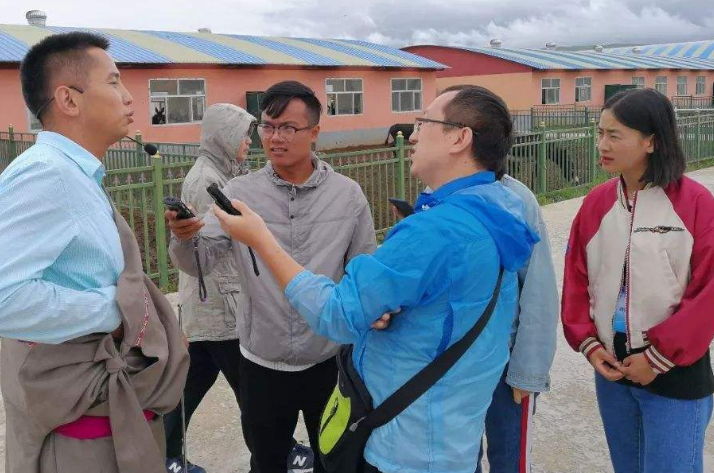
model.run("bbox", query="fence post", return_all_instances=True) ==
[396,131,406,200]
[152,153,169,290]
[134,131,143,167]
[8,124,17,160]
[696,109,702,162]
[537,122,547,194]
[589,118,598,184]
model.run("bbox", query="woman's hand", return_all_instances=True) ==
[213,199,270,249]
[621,353,658,385]
[588,347,625,381]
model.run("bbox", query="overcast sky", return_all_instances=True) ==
[0,0,712,49]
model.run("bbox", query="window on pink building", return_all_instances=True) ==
[677,77,688,96]
[326,79,363,116]
[149,79,206,125]
[575,77,592,102]
[391,78,422,112]
[632,77,645,89]
[696,76,706,95]
[655,76,668,95]
[541,78,560,104]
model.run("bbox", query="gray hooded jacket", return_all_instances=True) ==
[170,155,377,365]
[178,103,254,342]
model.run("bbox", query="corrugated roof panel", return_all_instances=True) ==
[0,28,30,61]
[197,33,306,65]
[346,39,446,68]
[45,26,171,63]
[327,39,420,67]
[296,37,402,67]
[229,35,343,66]
[609,40,714,61]
[143,30,263,64]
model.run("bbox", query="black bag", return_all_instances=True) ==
[317,267,505,473]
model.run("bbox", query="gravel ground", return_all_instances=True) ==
[2,167,714,472]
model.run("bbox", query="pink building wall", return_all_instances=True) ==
[403,46,714,110]
[0,66,437,148]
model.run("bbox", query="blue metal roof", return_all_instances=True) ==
[609,40,714,61]
[0,23,445,69]
[457,46,714,70]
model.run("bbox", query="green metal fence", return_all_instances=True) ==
[3,116,714,290]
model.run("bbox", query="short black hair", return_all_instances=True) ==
[440,85,513,179]
[603,88,685,187]
[20,32,109,123]
[260,81,322,126]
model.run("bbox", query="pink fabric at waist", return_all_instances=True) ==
[54,410,156,440]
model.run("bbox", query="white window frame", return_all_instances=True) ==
[632,77,645,89]
[541,78,560,104]
[677,76,688,96]
[325,78,364,116]
[575,77,592,102]
[148,78,207,126]
[27,108,42,131]
[696,76,706,95]
[655,76,668,95]
[391,78,423,113]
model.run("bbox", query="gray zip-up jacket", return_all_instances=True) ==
[170,155,377,365]
[177,103,253,342]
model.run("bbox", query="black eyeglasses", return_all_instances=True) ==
[257,123,314,142]
[413,117,478,136]
[34,85,84,120]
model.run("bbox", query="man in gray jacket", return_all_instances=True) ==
[163,103,256,473]
[167,81,377,473]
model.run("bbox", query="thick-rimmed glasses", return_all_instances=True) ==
[35,85,84,120]
[257,123,314,142]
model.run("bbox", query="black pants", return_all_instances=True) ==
[164,339,242,458]
[239,355,338,473]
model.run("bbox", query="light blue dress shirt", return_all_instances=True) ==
[0,131,123,344]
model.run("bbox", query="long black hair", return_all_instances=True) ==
[603,88,686,187]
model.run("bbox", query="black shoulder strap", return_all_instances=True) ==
[365,266,505,429]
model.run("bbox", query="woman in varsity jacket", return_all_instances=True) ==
[562,88,714,473]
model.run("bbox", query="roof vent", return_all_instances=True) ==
[490,39,502,48]
[545,42,557,50]
[26,10,47,27]
[198,28,212,33]
[594,45,604,53]
[632,46,642,54]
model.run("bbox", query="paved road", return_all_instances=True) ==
[2,167,714,472]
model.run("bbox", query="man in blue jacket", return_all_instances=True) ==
[197,86,539,473]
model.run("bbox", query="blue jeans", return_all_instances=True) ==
[475,372,536,473]
[595,372,713,473]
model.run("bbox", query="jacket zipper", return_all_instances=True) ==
[624,189,638,354]
[319,397,340,436]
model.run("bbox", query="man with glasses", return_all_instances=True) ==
[395,85,558,473]
[0,32,188,472]
[163,103,257,473]
[167,81,377,473]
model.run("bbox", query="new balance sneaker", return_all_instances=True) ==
[165,457,207,473]
[287,442,314,473]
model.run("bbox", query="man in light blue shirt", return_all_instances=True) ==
[0,32,135,344]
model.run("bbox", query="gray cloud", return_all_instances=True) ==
[1,0,712,49]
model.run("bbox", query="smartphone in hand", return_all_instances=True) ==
[388,198,415,218]
[206,183,242,216]
[163,196,196,220]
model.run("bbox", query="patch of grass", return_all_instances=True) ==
[686,157,714,173]
[536,171,610,205]
[535,159,714,206]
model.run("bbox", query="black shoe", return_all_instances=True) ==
[287,443,314,473]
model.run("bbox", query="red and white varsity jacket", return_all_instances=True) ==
[562,176,714,374]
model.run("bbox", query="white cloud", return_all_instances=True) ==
[0,0,711,48]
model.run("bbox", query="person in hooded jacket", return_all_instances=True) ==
[163,103,256,473]
[211,87,539,473]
